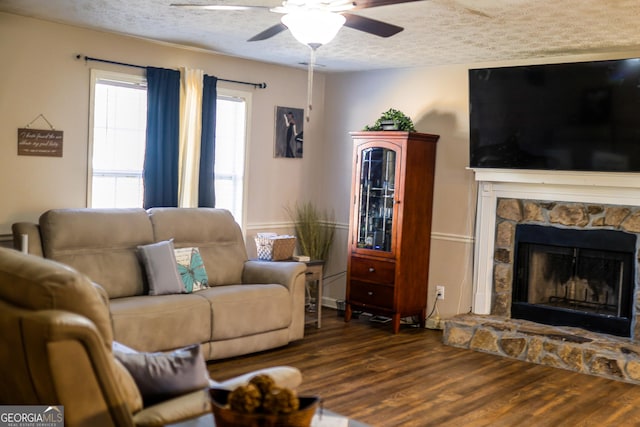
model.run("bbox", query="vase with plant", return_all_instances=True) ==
[363,108,416,132]
[285,201,336,262]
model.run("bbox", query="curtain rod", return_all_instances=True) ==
[76,54,267,89]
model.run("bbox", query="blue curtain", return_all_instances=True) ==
[198,75,218,208]
[143,67,180,209]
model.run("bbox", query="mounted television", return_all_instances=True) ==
[469,58,640,172]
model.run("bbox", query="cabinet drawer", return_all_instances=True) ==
[350,256,395,284]
[349,281,394,309]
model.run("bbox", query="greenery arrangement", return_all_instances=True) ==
[285,201,336,262]
[363,108,416,132]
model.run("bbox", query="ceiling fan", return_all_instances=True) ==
[171,0,422,46]
[172,0,421,121]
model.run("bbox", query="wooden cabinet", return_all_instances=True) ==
[345,131,439,333]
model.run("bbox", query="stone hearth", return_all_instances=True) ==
[444,169,640,384]
[445,198,640,384]
[444,314,640,384]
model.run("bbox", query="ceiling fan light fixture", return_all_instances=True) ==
[281,10,346,47]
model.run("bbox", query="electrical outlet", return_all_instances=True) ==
[436,285,445,300]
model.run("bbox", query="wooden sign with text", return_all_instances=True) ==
[17,128,63,157]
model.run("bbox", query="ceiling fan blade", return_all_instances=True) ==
[248,23,288,41]
[351,0,422,10]
[170,3,269,11]
[342,13,403,37]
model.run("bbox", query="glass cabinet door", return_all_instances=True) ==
[356,146,397,252]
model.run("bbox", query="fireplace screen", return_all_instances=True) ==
[512,224,636,337]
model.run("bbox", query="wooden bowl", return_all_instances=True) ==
[209,388,319,427]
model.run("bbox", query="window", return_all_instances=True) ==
[89,70,147,208]
[88,72,249,227]
[214,91,249,226]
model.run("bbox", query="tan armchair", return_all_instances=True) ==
[0,247,215,426]
[0,248,301,427]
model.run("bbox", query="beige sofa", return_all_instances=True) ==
[12,207,306,361]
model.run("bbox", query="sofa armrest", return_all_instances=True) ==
[91,281,111,308]
[21,310,136,427]
[242,261,307,341]
[11,222,43,257]
[132,390,211,427]
[241,260,306,290]
[210,366,302,391]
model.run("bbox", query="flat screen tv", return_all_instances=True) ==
[469,58,640,172]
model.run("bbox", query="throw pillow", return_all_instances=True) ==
[138,240,184,296]
[174,247,209,292]
[114,344,210,405]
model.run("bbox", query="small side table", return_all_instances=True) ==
[304,260,324,328]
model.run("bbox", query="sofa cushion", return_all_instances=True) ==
[114,344,209,405]
[195,284,292,340]
[39,208,154,298]
[148,208,247,286]
[110,294,212,352]
[138,240,184,296]
[174,247,209,293]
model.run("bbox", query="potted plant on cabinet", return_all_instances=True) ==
[364,108,416,132]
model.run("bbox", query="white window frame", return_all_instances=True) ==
[216,86,252,232]
[87,68,147,208]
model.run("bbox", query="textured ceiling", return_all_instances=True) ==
[2,0,640,72]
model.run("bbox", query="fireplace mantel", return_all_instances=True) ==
[471,168,640,315]
[471,168,640,189]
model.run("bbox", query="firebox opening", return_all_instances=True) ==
[512,224,636,337]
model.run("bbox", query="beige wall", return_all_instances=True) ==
[0,12,324,240]
[322,66,476,316]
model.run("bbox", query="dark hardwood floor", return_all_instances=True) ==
[207,310,640,426]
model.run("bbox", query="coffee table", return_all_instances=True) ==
[168,409,370,427]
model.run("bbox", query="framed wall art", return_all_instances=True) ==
[274,106,303,158]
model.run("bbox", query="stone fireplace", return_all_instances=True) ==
[444,169,640,384]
